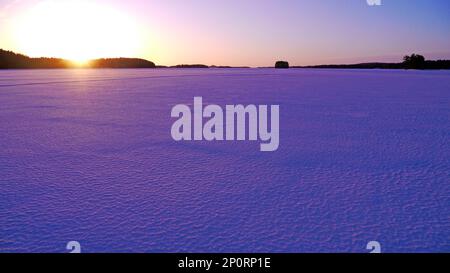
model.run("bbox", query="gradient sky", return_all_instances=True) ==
[0,0,449,66]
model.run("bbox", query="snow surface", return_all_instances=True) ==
[0,68,449,252]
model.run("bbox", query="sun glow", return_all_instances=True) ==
[12,0,142,62]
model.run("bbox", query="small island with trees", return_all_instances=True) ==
[275,61,290,69]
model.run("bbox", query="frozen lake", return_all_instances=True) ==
[0,68,449,252]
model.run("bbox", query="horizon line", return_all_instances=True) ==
[1,48,450,69]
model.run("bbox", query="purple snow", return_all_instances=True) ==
[0,68,449,253]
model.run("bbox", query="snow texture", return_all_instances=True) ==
[0,68,449,252]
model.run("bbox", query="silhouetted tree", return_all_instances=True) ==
[403,54,426,69]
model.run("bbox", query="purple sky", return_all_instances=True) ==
[1,0,449,66]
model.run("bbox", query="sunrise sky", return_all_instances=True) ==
[0,0,449,66]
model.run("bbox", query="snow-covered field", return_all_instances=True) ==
[0,68,449,252]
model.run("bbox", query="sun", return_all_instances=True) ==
[12,0,142,63]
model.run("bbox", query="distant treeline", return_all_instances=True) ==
[2,49,450,70]
[90,58,155,68]
[0,49,71,69]
[294,61,450,70]
[0,49,247,69]
[292,54,450,70]
[156,64,250,68]
[0,49,155,69]
[170,64,209,68]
